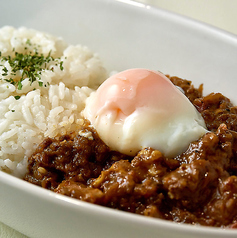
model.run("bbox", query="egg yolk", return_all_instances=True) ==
[83,68,207,158]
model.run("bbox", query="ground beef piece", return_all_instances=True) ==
[175,124,233,168]
[55,180,104,204]
[92,160,136,206]
[24,124,130,190]
[167,75,203,103]
[194,92,237,131]
[90,148,169,217]
[162,124,233,210]
[204,176,237,227]
[168,207,215,226]
[163,159,221,210]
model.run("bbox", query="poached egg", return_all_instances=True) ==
[83,68,207,158]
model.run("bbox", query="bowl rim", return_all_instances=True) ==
[1,169,237,236]
[1,0,237,236]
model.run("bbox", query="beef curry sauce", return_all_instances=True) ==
[24,76,237,228]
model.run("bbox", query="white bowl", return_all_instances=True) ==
[1,0,237,237]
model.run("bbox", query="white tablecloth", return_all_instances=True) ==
[1,0,236,237]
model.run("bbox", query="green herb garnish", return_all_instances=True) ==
[0,39,64,89]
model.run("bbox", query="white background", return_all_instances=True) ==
[136,0,237,35]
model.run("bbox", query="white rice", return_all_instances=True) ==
[0,26,107,177]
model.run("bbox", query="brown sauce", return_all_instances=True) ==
[24,76,237,228]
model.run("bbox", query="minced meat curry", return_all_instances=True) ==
[24,76,237,228]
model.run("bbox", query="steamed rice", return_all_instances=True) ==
[0,26,107,177]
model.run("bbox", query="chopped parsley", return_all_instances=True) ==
[14,95,21,100]
[0,39,64,90]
